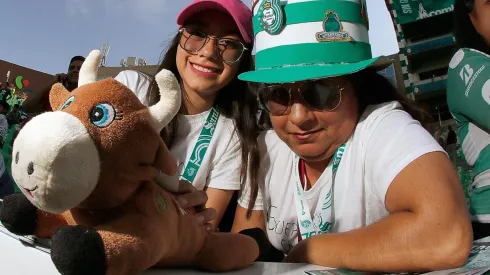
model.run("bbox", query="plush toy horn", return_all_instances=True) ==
[78,50,101,87]
[148,69,182,132]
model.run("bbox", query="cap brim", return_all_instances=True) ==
[239,56,393,84]
[177,1,251,44]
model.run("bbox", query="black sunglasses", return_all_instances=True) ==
[258,80,347,116]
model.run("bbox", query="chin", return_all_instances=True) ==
[291,145,331,162]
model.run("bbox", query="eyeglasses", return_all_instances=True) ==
[178,28,248,64]
[258,80,347,116]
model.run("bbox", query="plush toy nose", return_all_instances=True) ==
[27,162,34,175]
[11,111,101,214]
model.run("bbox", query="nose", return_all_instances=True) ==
[288,102,316,129]
[198,38,219,60]
[27,162,34,175]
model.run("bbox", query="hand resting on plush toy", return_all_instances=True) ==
[174,180,217,230]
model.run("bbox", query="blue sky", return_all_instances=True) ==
[1,0,399,75]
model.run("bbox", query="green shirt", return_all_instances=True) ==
[447,48,490,220]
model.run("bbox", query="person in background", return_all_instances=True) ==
[445,125,458,164]
[115,0,260,232]
[22,55,85,113]
[0,100,10,147]
[434,127,444,147]
[448,0,490,240]
[233,0,472,271]
[446,125,457,147]
[0,100,13,199]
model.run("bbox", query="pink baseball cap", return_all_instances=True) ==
[177,0,253,44]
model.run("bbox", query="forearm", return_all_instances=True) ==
[205,187,235,231]
[297,211,472,272]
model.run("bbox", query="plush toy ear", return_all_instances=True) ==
[49,83,70,111]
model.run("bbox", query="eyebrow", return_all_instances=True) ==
[185,22,241,38]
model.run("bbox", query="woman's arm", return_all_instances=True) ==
[285,152,473,271]
[231,205,266,233]
[205,188,235,231]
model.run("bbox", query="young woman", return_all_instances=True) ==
[115,0,260,232]
[232,0,472,272]
[448,0,490,239]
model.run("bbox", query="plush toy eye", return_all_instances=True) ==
[60,96,75,110]
[90,103,116,128]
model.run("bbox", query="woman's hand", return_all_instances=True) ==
[282,240,307,263]
[174,180,217,230]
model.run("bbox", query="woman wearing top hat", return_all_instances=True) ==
[232,0,472,271]
[448,0,490,240]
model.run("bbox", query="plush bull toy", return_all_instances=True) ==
[0,50,260,275]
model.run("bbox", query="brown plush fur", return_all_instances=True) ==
[27,79,258,274]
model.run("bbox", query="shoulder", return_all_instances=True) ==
[357,101,411,132]
[447,48,490,88]
[115,70,152,91]
[449,48,490,71]
[447,48,490,109]
[115,70,151,85]
[115,70,154,105]
[356,101,437,149]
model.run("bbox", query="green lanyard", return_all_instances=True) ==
[180,107,220,183]
[293,143,347,240]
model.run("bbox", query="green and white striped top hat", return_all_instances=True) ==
[239,0,391,83]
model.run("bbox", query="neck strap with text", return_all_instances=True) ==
[180,107,220,183]
[293,143,347,240]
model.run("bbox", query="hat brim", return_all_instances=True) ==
[239,56,393,84]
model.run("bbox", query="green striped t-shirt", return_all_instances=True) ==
[447,48,490,221]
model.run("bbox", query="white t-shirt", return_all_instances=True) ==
[115,70,242,191]
[238,101,444,254]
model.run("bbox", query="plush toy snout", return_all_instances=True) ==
[11,111,100,214]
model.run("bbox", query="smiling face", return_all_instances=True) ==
[470,0,490,46]
[268,77,359,165]
[67,59,83,85]
[176,10,244,103]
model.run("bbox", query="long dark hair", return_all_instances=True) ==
[152,32,261,218]
[453,0,490,54]
[349,68,432,126]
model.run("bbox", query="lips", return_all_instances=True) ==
[291,129,322,141]
[292,129,321,136]
[190,62,221,73]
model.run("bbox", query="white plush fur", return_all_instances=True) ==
[78,50,101,87]
[149,69,182,132]
[12,112,100,214]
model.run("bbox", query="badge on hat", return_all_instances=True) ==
[258,0,285,35]
[316,10,352,42]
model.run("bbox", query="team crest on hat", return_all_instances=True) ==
[258,0,285,35]
[315,10,352,42]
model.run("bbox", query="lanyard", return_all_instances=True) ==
[293,143,347,241]
[180,107,220,183]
